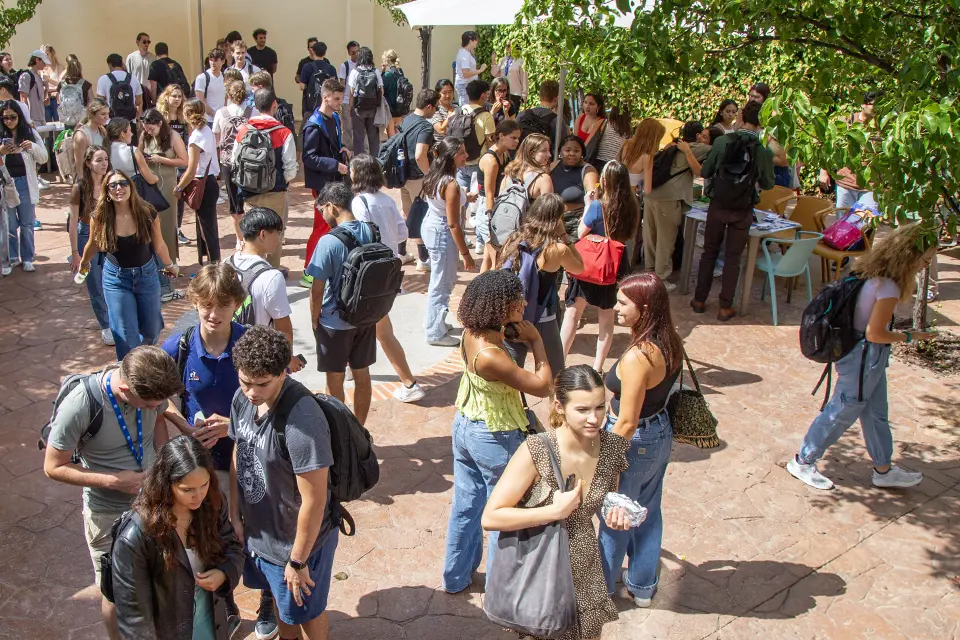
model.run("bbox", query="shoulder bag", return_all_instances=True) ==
[573,202,624,285]
[178,158,213,210]
[129,145,170,212]
[584,119,607,165]
[666,349,721,448]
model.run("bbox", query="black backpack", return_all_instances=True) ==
[376,118,431,188]
[38,373,104,464]
[329,222,403,327]
[651,146,688,189]
[226,253,278,327]
[99,510,139,603]
[304,64,336,117]
[353,67,382,114]
[711,132,759,210]
[799,274,868,408]
[108,72,138,120]
[517,108,554,142]
[394,73,414,117]
[447,105,487,161]
[165,60,193,98]
[275,98,296,134]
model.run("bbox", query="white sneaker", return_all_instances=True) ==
[38,177,51,190]
[101,329,115,346]
[465,215,477,230]
[393,381,426,403]
[400,253,415,265]
[428,334,461,347]
[1,265,11,276]
[22,261,35,272]
[416,259,431,272]
[872,465,923,489]
[474,242,485,257]
[345,367,354,382]
[217,195,226,205]
[662,281,677,292]
[787,456,834,490]
[713,266,724,278]
[621,571,652,608]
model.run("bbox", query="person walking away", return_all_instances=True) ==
[69,145,112,344]
[584,104,631,174]
[125,33,155,105]
[477,119,522,271]
[147,42,190,101]
[57,55,93,125]
[643,121,712,290]
[560,161,638,374]
[229,326,340,640]
[194,49,227,126]
[381,50,407,134]
[574,93,605,142]
[787,224,935,491]
[349,154,427,403]
[336,41,360,151]
[598,272,684,609]
[40,45,64,124]
[175,98,222,265]
[483,365,631,639]
[306,183,379,423]
[396,88,438,268]
[96,53,143,138]
[0,101,47,274]
[491,41,528,102]
[454,31,486,107]
[79,170,178,358]
[233,88,298,269]
[299,41,337,131]
[442,270,554,593]
[214,81,256,247]
[517,80,561,149]
[690,100,774,321]
[301,78,349,286]
[42,346,183,640]
[347,46,384,157]
[549,134,599,247]
[421,138,477,346]
[497,193,584,375]
[448,80,496,231]
[157,84,192,245]
[249,29,278,75]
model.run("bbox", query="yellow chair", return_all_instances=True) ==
[786,196,835,233]
[757,185,795,215]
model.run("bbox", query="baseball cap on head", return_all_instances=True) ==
[30,49,51,64]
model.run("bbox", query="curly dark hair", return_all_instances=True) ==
[350,154,385,195]
[232,326,292,378]
[457,270,525,332]
[134,435,223,571]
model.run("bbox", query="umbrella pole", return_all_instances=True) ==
[419,26,434,90]
[555,64,568,158]
[197,0,204,70]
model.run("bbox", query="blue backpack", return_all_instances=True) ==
[501,242,542,323]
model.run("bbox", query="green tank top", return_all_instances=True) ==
[456,344,528,432]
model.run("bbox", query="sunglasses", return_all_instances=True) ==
[108,179,131,191]
[141,40,151,45]
[2,114,18,121]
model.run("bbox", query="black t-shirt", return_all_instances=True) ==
[296,56,312,87]
[400,113,435,179]
[147,59,169,89]
[248,46,278,73]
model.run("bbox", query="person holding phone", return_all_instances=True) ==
[442,270,554,594]
[0,100,47,274]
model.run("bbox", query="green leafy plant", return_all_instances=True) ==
[0,0,42,51]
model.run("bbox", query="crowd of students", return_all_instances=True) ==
[18,24,939,640]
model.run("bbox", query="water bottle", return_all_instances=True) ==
[74,265,89,285]
[397,146,406,183]
[194,411,206,428]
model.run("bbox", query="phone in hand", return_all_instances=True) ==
[564,474,577,491]
[1,138,12,148]
[503,322,521,341]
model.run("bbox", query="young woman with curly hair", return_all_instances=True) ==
[788,224,937,491]
[442,270,554,594]
[111,435,244,640]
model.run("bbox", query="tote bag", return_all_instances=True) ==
[130,145,170,212]
[573,203,623,285]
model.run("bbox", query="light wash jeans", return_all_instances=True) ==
[836,185,872,210]
[77,222,110,330]
[599,409,672,600]
[455,84,468,110]
[442,412,525,593]
[798,340,893,467]
[7,176,35,263]
[422,212,459,342]
[102,257,163,359]
[474,194,490,246]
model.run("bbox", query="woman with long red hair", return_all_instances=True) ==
[597,272,683,610]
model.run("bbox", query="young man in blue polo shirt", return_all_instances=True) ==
[306,182,375,425]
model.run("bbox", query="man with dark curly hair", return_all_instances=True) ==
[229,326,338,640]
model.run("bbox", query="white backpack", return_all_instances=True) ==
[58,83,86,127]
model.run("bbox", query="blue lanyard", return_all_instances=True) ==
[105,373,143,469]
[504,56,513,77]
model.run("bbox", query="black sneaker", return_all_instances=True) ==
[178,231,190,245]
[255,594,279,640]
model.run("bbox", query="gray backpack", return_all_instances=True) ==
[231,125,281,194]
[483,433,578,638]
[488,172,544,248]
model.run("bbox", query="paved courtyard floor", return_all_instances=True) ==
[0,176,957,639]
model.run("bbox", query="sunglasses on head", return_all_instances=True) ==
[108,179,131,190]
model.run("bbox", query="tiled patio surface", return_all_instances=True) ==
[0,174,957,639]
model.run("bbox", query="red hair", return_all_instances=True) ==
[619,273,683,372]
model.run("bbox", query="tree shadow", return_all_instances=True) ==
[364,436,453,506]
[688,357,764,390]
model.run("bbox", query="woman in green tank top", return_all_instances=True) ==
[442,270,555,594]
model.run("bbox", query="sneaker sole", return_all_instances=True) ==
[786,460,834,490]
[873,476,923,489]
[395,389,426,403]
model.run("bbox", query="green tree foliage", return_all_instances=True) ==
[0,0,42,51]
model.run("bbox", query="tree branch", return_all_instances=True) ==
[705,33,896,74]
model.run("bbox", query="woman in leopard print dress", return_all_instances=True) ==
[482,365,632,640]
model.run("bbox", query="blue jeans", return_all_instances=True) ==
[77,222,109,330]
[475,194,490,245]
[44,98,58,123]
[599,410,672,599]
[443,412,525,593]
[7,176,35,263]
[101,257,164,359]
[836,185,872,210]
[422,212,459,342]
[798,340,893,467]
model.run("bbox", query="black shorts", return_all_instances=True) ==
[314,323,377,373]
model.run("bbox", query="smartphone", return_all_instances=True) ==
[503,322,521,341]
[296,354,307,366]
[564,474,577,491]
[1,138,11,147]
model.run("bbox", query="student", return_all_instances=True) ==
[549,134,600,243]
[58,54,95,113]
[0,100,48,274]
[483,365,630,639]
[397,88,438,266]
[441,270,553,593]
[296,37,319,92]
[125,33,155,101]
[299,41,337,120]
[336,41,360,151]
[350,154,427,403]
[455,79,496,228]
[214,81,255,243]
[141,109,188,275]
[233,88,298,269]
[306,183,377,424]
[229,40,261,86]
[96,53,143,120]
[691,100,774,321]
[788,225,935,491]
[574,93,605,142]
[598,273,684,609]
[223,31,250,67]
[711,98,738,134]
[585,104,631,173]
[229,326,339,640]
[491,41,528,102]
[147,42,188,99]
[156,85,192,245]
[0,76,31,128]
[381,49,405,133]
[429,78,458,141]
[346,46,384,157]
[175,98,222,265]
[194,49,227,125]
[477,119,522,271]
[249,28,278,75]
[454,30,486,107]
[42,346,183,640]
[487,76,520,126]
[517,80,561,149]
[302,78,349,286]
[40,45,64,123]
[18,48,48,126]
[72,99,109,183]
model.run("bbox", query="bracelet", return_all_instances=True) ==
[904,331,912,344]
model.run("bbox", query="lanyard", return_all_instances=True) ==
[105,373,143,469]
[504,56,513,77]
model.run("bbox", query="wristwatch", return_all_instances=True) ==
[288,557,306,571]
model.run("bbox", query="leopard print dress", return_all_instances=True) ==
[519,430,630,640]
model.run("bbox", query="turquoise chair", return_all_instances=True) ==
[757,231,824,326]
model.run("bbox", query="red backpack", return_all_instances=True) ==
[573,203,624,285]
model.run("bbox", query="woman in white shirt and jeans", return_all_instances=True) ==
[176,98,222,264]
[788,223,937,491]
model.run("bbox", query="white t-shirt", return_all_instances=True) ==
[853,277,900,333]
[455,48,476,88]
[212,103,259,141]
[346,67,384,103]
[187,126,221,177]
[352,192,408,257]
[228,62,261,85]
[194,71,226,123]
[95,70,143,108]
[338,59,357,105]
[229,251,292,326]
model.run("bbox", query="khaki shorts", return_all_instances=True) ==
[83,506,127,586]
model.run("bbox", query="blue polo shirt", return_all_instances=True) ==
[162,322,247,470]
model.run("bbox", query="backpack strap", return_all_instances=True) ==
[270,380,314,461]
[77,374,105,449]
[108,73,118,87]
[176,325,197,414]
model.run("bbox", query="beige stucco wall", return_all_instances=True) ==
[5,0,466,108]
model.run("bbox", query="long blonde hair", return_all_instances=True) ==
[620,118,664,168]
[157,84,186,122]
[854,223,934,301]
[505,133,550,180]
[382,49,399,68]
